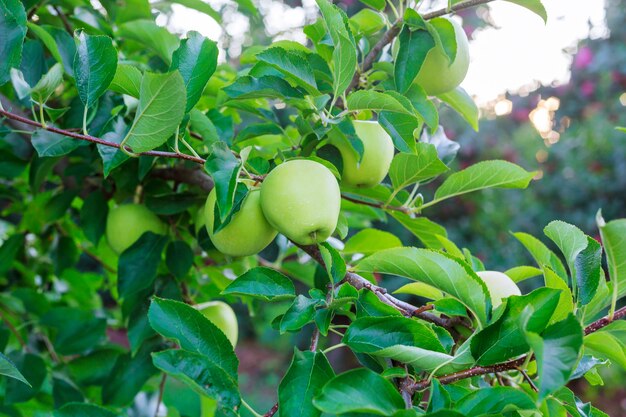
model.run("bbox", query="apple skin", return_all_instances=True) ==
[196,301,238,346]
[476,270,521,308]
[204,188,277,257]
[413,18,470,96]
[331,120,395,188]
[260,159,341,245]
[106,204,168,254]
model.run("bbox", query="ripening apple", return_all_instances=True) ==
[196,301,238,346]
[106,204,168,254]
[204,188,277,257]
[475,270,521,308]
[412,18,470,96]
[330,120,395,188]
[260,159,341,245]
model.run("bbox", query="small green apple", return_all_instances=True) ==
[412,18,470,96]
[476,270,521,308]
[196,301,238,346]
[106,204,167,254]
[330,120,395,188]
[260,159,341,245]
[204,188,277,257]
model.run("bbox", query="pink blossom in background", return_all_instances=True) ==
[580,80,595,97]
[574,46,594,69]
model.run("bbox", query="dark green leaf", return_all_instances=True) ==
[118,232,169,299]
[378,111,420,153]
[97,117,129,177]
[455,387,535,415]
[313,368,404,415]
[318,242,346,285]
[279,350,335,417]
[74,31,118,107]
[80,191,108,245]
[0,234,24,276]
[280,295,322,333]
[222,267,296,301]
[597,215,626,307]
[148,297,238,377]
[117,20,179,64]
[257,47,318,93]
[0,0,27,85]
[389,144,448,190]
[332,32,357,98]
[165,240,194,279]
[170,31,218,112]
[204,141,242,224]
[471,288,561,365]
[224,75,305,99]
[4,352,45,404]
[31,128,81,157]
[41,307,106,355]
[395,12,435,93]
[514,231,569,281]
[0,353,29,387]
[54,403,118,417]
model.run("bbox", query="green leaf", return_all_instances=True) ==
[31,128,81,157]
[524,314,583,400]
[152,349,240,416]
[224,75,305,99]
[280,295,322,333]
[358,0,385,10]
[73,31,118,108]
[431,160,536,206]
[117,20,180,64]
[98,117,129,177]
[332,32,357,98]
[44,26,76,77]
[355,247,490,326]
[584,330,626,370]
[378,111,420,153]
[165,240,194,279]
[350,9,386,35]
[0,233,24,276]
[171,31,218,112]
[319,242,346,285]
[389,144,448,190]
[0,0,27,85]
[313,368,405,415]
[0,352,30,387]
[427,379,451,412]
[204,141,242,224]
[148,297,239,377]
[110,64,142,97]
[315,0,353,47]
[41,307,107,355]
[405,85,439,131]
[26,22,62,65]
[257,47,318,93]
[343,316,455,372]
[122,71,186,153]
[343,229,402,255]
[597,214,626,311]
[79,191,107,246]
[395,12,435,93]
[513,231,569,281]
[543,267,574,324]
[279,350,335,417]
[471,288,561,365]
[31,62,63,104]
[54,403,118,417]
[544,221,587,272]
[455,387,535,415]
[505,265,543,283]
[394,282,444,301]
[504,0,548,23]
[222,267,296,301]
[437,86,479,131]
[347,90,415,115]
[118,232,169,299]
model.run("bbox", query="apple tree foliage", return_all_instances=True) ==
[0,0,625,416]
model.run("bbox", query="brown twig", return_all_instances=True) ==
[516,367,538,392]
[0,109,206,164]
[52,6,73,34]
[155,374,167,417]
[263,403,279,417]
[341,194,410,214]
[407,305,626,392]
[0,308,29,351]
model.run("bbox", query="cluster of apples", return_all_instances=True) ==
[205,120,394,257]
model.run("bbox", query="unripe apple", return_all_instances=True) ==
[106,204,167,254]
[330,120,395,188]
[195,301,238,346]
[260,159,341,245]
[475,270,521,308]
[412,18,470,96]
[204,188,277,257]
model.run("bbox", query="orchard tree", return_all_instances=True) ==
[0,0,625,416]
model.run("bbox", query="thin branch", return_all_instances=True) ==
[0,308,29,351]
[516,367,538,392]
[154,374,167,417]
[407,305,626,392]
[52,6,73,34]
[344,0,496,95]
[0,109,206,164]
[263,403,279,417]
[341,194,410,214]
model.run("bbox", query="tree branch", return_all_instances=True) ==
[345,0,496,95]
[0,109,206,164]
[407,305,626,392]
[151,167,214,192]
[341,193,410,214]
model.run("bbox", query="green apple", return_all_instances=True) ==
[412,18,470,96]
[196,301,238,346]
[204,188,277,257]
[330,120,395,188]
[476,270,521,308]
[106,204,167,254]
[260,159,341,245]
